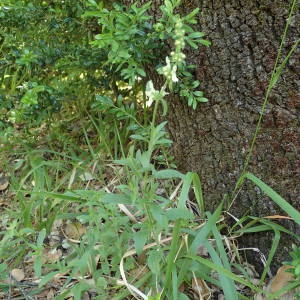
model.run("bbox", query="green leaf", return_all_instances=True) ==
[134,228,148,255]
[185,255,261,293]
[0,263,7,274]
[137,67,146,77]
[172,264,178,299]
[21,90,38,106]
[186,39,198,49]
[244,172,300,226]
[101,193,131,205]
[34,256,42,278]
[199,97,208,103]
[141,152,151,169]
[193,90,203,97]
[178,172,204,210]
[166,208,194,221]
[192,100,197,109]
[82,11,104,18]
[130,134,148,142]
[39,271,60,288]
[95,95,114,106]
[161,98,168,116]
[202,239,238,299]
[147,249,163,275]
[184,8,200,23]
[188,32,205,39]
[118,49,130,59]
[238,224,273,233]
[153,169,184,179]
[177,293,190,300]
[260,229,280,284]
[189,202,223,254]
[31,190,88,202]
[192,174,205,213]
[37,228,46,247]
[164,0,173,13]
[71,281,90,300]
[32,85,45,94]
[148,295,162,300]
[199,39,211,46]
[150,206,168,229]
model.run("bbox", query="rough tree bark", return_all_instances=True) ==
[121,0,300,269]
[167,0,299,270]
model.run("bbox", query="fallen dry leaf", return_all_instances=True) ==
[64,221,86,241]
[48,219,63,247]
[0,176,9,191]
[268,265,294,293]
[79,172,95,181]
[42,248,62,264]
[10,268,25,282]
[35,287,56,300]
[264,265,300,300]
[47,288,55,300]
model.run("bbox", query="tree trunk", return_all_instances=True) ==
[122,0,300,269]
[167,0,299,270]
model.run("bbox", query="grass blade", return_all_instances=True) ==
[186,255,261,293]
[192,172,205,214]
[189,202,223,254]
[244,172,300,226]
[203,240,238,300]
[260,229,280,284]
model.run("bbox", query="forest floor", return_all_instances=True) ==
[0,124,299,300]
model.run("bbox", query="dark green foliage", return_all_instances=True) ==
[0,0,108,127]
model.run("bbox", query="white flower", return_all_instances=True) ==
[171,65,178,82]
[145,80,168,107]
[162,57,178,83]
[145,80,156,107]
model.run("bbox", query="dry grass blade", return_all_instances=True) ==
[118,237,173,299]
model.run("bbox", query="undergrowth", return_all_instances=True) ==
[0,0,299,299]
